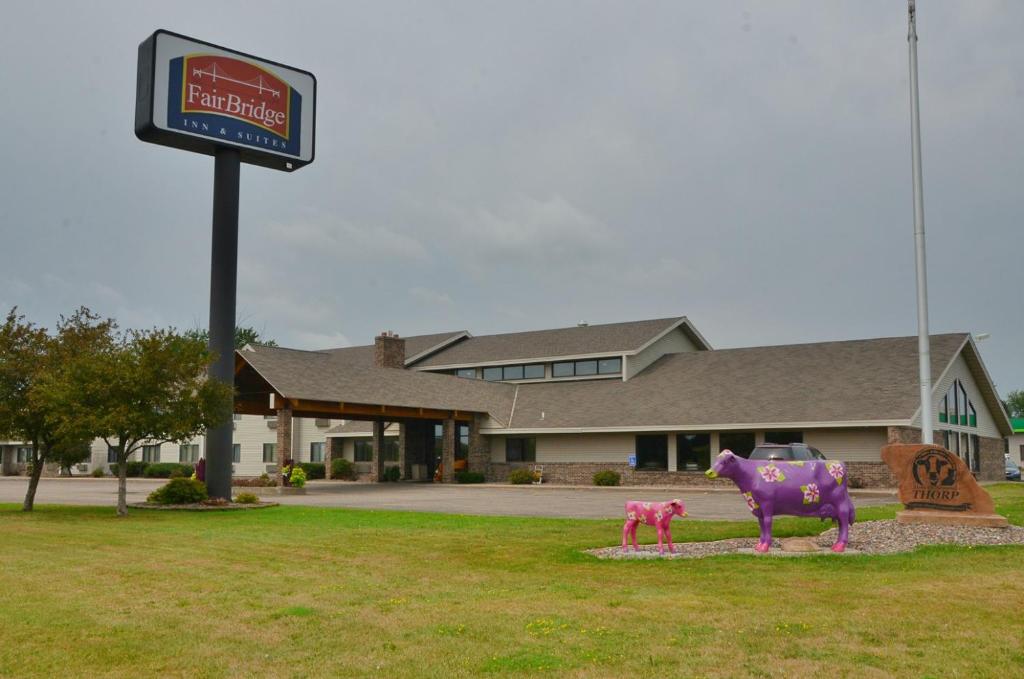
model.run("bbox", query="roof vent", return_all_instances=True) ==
[577,321,588,328]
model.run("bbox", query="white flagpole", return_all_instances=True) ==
[908,0,933,444]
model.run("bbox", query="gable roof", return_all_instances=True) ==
[237,345,516,425]
[498,333,976,431]
[412,316,708,368]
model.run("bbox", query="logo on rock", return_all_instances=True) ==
[912,449,957,487]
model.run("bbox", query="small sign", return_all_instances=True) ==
[628,455,637,468]
[136,30,316,171]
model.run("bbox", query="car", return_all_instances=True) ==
[1006,456,1022,482]
[748,443,827,462]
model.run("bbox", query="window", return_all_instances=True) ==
[503,365,524,380]
[383,439,400,462]
[969,403,977,428]
[310,442,324,463]
[939,393,948,423]
[958,383,968,425]
[970,435,980,473]
[944,380,977,428]
[142,445,161,463]
[506,437,536,462]
[107,447,118,463]
[262,443,276,463]
[719,432,756,458]
[552,358,620,378]
[457,425,469,462]
[354,439,374,462]
[764,431,803,445]
[16,447,32,463]
[483,367,503,381]
[552,362,574,377]
[232,444,241,463]
[179,444,199,463]
[456,368,476,379]
[677,433,711,471]
[524,364,545,379]
[636,435,668,470]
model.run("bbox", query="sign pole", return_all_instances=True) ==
[907,0,933,445]
[205,146,241,500]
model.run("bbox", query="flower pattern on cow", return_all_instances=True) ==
[742,491,759,512]
[654,511,663,522]
[626,510,638,521]
[827,462,845,485]
[800,483,821,504]
[756,464,786,483]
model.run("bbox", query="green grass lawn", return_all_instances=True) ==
[2,485,1024,678]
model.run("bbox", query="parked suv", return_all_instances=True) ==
[748,443,826,462]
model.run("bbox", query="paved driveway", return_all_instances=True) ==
[0,477,897,521]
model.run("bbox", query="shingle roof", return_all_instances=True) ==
[504,333,971,430]
[238,345,516,424]
[413,317,701,367]
[321,331,467,366]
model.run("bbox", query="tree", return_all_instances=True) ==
[1005,390,1024,419]
[0,308,109,511]
[47,326,234,516]
[184,325,277,349]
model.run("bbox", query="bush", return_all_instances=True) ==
[90,467,105,478]
[234,473,276,487]
[234,492,260,504]
[593,470,621,486]
[456,471,485,484]
[381,466,401,482]
[331,458,356,480]
[147,478,208,505]
[143,463,194,479]
[110,461,149,478]
[508,468,536,485]
[298,462,325,480]
[288,466,308,488]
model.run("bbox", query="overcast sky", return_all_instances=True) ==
[1,1,1021,391]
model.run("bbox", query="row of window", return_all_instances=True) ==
[453,357,623,382]
[100,442,328,466]
[504,431,804,470]
[939,380,977,427]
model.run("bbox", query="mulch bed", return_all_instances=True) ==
[128,501,279,511]
[586,519,1024,559]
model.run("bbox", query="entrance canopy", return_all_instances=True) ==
[233,345,516,424]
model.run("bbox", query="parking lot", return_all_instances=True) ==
[0,477,897,520]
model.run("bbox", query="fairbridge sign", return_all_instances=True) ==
[135,30,316,499]
[136,30,315,170]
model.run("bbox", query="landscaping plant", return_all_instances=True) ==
[508,468,536,485]
[592,470,621,486]
[146,478,208,505]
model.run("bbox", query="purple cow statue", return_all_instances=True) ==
[622,499,688,554]
[706,450,855,553]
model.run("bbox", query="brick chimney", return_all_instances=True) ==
[374,331,406,369]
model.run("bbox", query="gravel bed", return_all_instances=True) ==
[587,520,1024,559]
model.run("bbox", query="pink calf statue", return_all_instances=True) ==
[622,499,688,554]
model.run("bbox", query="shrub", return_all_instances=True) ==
[234,492,260,504]
[508,468,536,485]
[90,467,105,478]
[147,478,208,505]
[234,473,276,487]
[331,458,356,480]
[288,466,308,488]
[298,462,325,480]
[456,471,485,484]
[109,461,149,478]
[593,470,621,487]
[382,466,401,482]
[143,463,194,479]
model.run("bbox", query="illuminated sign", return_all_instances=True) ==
[136,30,316,171]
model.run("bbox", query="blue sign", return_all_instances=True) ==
[628,455,637,468]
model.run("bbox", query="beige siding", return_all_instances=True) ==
[1009,434,1024,466]
[916,353,1002,439]
[625,327,698,380]
[802,428,888,463]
